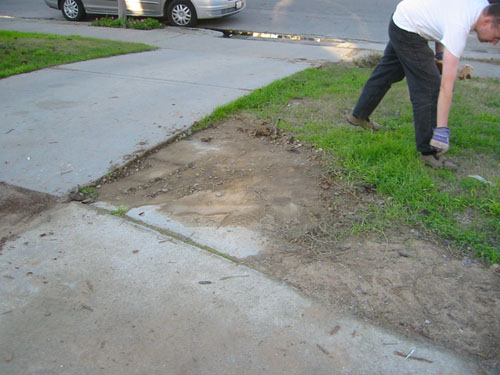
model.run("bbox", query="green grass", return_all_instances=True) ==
[111,206,128,217]
[198,63,500,263]
[78,186,98,199]
[0,30,157,78]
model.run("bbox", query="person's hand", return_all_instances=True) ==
[430,127,450,155]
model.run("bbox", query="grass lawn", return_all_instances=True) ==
[0,30,156,78]
[196,62,500,264]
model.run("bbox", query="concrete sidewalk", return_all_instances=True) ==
[0,203,480,375]
[0,18,490,374]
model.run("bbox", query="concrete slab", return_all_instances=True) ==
[94,202,266,259]
[126,204,267,258]
[0,204,481,374]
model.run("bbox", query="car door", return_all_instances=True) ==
[84,0,117,14]
[127,0,163,16]
[85,0,163,16]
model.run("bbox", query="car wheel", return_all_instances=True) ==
[167,0,197,27]
[61,0,86,21]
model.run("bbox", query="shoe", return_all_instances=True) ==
[347,113,382,131]
[420,153,458,170]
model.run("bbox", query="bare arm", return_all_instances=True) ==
[436,48,460,127]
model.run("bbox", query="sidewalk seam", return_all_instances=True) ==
[91,202,246,265]
[50,66,254,91]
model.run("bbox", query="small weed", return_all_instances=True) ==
[111,206,128,217]
[78,186,98,199]
[487,99,500,107]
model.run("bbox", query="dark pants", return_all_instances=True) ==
[353,19,441,153]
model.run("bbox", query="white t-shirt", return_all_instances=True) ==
[392,0,488,58]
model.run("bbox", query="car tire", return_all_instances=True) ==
[61,0,86,21]
[167,0,197,27]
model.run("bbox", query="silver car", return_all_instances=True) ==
[44,0,246,27]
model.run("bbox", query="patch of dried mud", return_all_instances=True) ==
[0,182,57,252]
[96,114,500,371]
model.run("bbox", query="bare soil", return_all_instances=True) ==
[91,112,500,371]
[0,182,57,253]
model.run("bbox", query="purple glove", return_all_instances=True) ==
[430,127,450,155]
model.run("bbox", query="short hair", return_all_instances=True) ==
[485,4,500,27]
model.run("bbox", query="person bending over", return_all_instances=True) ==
[347,0,500,169]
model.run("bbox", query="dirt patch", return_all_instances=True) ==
[0,182,57,251]
[95,113,500,371]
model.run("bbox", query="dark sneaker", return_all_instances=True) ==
[347,113,382,131]
[420,153,458,170]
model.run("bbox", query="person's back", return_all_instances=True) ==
[393,0,487,58]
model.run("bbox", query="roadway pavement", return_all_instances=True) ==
[0,17,495,374]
